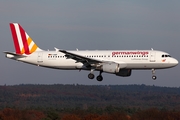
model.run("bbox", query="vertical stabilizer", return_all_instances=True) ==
[9,23,42,55]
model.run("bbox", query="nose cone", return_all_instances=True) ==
[172,58,178,67]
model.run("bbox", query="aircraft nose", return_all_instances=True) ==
[172,58,178,66]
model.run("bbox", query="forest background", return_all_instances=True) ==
[0,84,180,120]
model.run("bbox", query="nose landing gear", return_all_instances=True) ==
[152,75,157,80]
[152,69,157,80]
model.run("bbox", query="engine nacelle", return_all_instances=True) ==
[102,63,120,73]
[116,69,132,77]
[101,63,131,77]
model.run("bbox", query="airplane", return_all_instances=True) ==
[4,23,178,81]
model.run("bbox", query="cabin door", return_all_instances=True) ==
[150,51,156,62]
[37,52,43,63]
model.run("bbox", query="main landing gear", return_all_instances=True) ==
[88,70,103,82]
[96,71,103,81]
[88,73,94,79]
[152,69,157,80]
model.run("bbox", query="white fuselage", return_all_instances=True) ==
[7,50,178,70]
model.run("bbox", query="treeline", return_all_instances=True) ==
[0,84,180,110]
[0,107,180,120]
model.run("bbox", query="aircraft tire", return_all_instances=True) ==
[96,75,103,81]
[88,73,95,79]
[152,75,157,80]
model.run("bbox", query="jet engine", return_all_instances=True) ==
[102,63,120,73]
[116,69,132,77]
[101,63,132,77]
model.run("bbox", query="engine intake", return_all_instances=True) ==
[102,63,120,73]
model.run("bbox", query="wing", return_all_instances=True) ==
[57,49,106,67]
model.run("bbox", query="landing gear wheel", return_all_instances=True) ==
[88,73,95,79]
[151,69,157,80]
[152,75,157,80]
[96,75,103,81]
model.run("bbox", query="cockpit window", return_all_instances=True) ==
[162,54,171,58]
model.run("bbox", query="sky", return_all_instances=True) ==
[0,0,180,87]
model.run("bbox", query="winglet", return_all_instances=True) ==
[54,47,59,52]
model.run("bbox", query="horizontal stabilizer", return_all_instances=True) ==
[3,51,27,57]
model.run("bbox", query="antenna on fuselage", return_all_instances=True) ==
[151,48,154,50]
